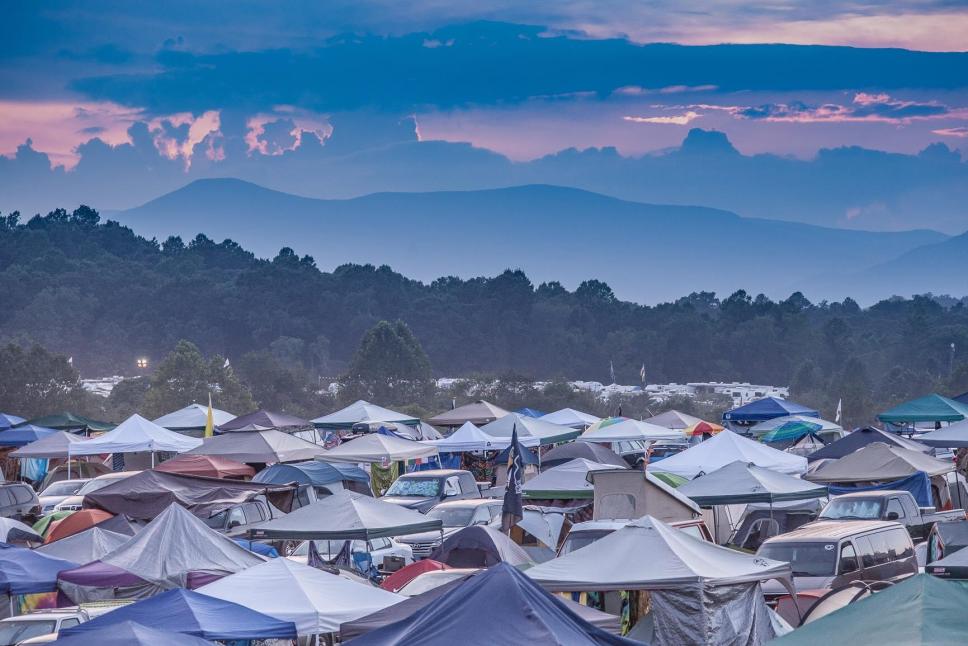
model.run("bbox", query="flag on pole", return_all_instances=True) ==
[67,357,73,365]
[501,423,524,533]
[204,393,215,438]
[835,398,843,424]
[640,363,646,385]
[223,358,231,369]
[609,360,616,385]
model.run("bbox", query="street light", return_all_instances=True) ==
[136,357,149,369]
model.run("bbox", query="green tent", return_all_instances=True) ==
[33,511,73,537]
[773,574,968,645]
[21,412,114,433]
[877,394,968,424]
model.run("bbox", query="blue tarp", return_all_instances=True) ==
[0,543,78,594]
[828,471,933,507]
[723,397,820,423]
[253,460,369,487]
[0,413,25,431]
[515,408,546,418]
[233,539,279,558]
[0,424,58,447]
[55,620,215,646]
[348,563,638,645]
[59,589,297,641]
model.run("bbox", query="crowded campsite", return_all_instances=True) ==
[1,394,968,645]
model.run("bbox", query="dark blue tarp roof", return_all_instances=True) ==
[0,543,78,594]
[0,423,58,447]
[515,408,546,418]
[58,589,297,641]
[347,563,639,645]
[723,397,819,423]
[233,539,279,558]
[252,460,370,487]
[54,620,215,646]
[493,445,540,465]
[807,427,930,462]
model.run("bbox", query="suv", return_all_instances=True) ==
[381,470,481,513]
[756,520,917,599]
[37,479,89,515]
[398,499,504,558]
[0,483,40,523]
[204,500,274,533]
[288,537,413,570]
[55,471,141,512]
[0,609,87,645]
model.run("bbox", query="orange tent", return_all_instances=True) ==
[44,509,114,543]
[684,420,724,437]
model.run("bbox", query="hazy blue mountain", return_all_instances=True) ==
[115,179,947,304]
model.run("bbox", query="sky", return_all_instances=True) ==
[1,1,967,233]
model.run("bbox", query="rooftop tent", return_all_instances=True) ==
[0,545,78,595]
[540,442,627,469]
[675,460,828,506]
[750,414,842,437]
[915,418,968,448]
[349,563,634,646]
[59,588,297,641]
[0,424,57,447]
[53,620,216,646]
[152,404,236,432]
[21,412,114,433]
[36,527,129,563]
[244,490,442,541]
[218,409,312,432]
[515,407,546,418]
[196,557,404,635]
[312,400,419,429]
[806,426,930,462]
[803,442,954,483]
[0,518,42,544]
[10,432,86,459]
[0,413,25,431]
[81,469,296,520]
[57,504,265,603]
[153,454,256,479]
[722,397,820,424]
[252,460,370,490]
[878,393,968,424]
[538,408,601,429]
[480,413,581,445]
[523,458,623,500]
[186,429,327,464]
[650,430,808,479]
[428,525,534,568]
[318,432,438,464]
[426,400,511,427]
[66,414,202,457]
[423,421,537,452]
[578,417,681,443]
[772,574,968,645]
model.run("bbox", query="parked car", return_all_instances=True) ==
[381,470,481,513]
[557,517,712,556]
[0,609,88,645]
[204,499,280,533]
[54,471,141,512]
[37,479,89,515]
[287,537,413,570]
[398,499,505,558]
[0,483,41,523]
[816,490,965,541]
[756,520,917,600]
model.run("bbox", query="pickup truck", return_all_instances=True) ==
[816,490,965,540]
[380,469,481,513]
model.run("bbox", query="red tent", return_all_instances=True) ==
[154,454,255,480]
[45,509,114,543]
[380,559,450,593]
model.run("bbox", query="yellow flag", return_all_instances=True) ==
[204,393,215,438]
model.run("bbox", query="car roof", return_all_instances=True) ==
[433,498,501,509]
[400,469,467,478]
[829,490,907,499]
[764,520,901,542]
[569,519,633,531]
[95,470,141,479]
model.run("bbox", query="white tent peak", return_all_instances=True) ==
[152,404,236,430]
[68,414,202,456]
[538,408,601,428]
[319,432,438,464]
[651,430,807,479]
[312,400,418,426]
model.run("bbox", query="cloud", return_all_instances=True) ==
[933,126,968,138]
[624,111,701,125]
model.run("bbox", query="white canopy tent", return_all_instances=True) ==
[9,431,85,459]
[197,557,404,635]
[319,433,438,464]
[480,413,580,446]
[650,430,807,479]
[578,418,681,444]
[312,400,419,429]
[67,414,202,466]
[538,408,601,429]
[522,458,623,499]
[423,422,538,452]
[152,404,236,431]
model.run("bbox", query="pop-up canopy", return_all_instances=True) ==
[578,417,680,443]
[676,460,828,506]
[0,424,57,447]
[915,418,968,448]
[651,430,807,479]
[319,433,438,464]
[312,400,419,429]
[427,400,510,427]
[187,429,327,464]
[878,394,968,425]
[538,408,601,429]
[54,620,216,646]
[218,409,312,432]
[0,413,25,430]
[9,431,85,459]
[480,413,580,446]
[806,426,929,462]
[804,441,954,483]
[152,404,236,432]
[22,412,114,433]
[67,414,201,457]
[423,421,537,452]
[722,397,819,423]
[523,458,623,499]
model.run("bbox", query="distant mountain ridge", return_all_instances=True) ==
[116,178,954,304]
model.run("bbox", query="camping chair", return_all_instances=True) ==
[352,550,380,582]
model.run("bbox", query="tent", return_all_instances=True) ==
[480,413,581,445]
[347,563,634,646]
[751,414,842,437]
[59,588,297,641]
[318,433,438,464]
[312,400,418,429]
[252,460,370,495]
[807,426,930,462]
[523,458,623,499]
[81,469,295,520]
[540,442,628,469]
[0,545,78,594]
[426,400,510,427]
[45,509,114,542]
[538,408,602,429]
[516,407,546,418]
[772,574,968,645]
[0,413,25,431]
[675,461,828,506]
[187,429,327,464]
[722,397,819,424]
[428,525,533,568]
[67,414,201,460]
[154,454,255,479]
[57,504,265,603]
[244,490,442,540]
[9,430,85,459]
[36,527,129,562]
[377,421,443,441]
[578,417,681,443]
[646,410,724,437]
[915,419,968,448]
[0,424,57,447]
[217,409,312,432]
[32,511,71,538]
[422,421,537,452]
[381,560,451,593]
[196,557,404,635]
[152,404,236,432]
[804,442,954,483]
[20,412,113,433]
[878,393,968,425]
[0,518,41,544]
[651,430,807,479]
[53,620,216,646]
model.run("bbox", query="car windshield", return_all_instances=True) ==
[559,529,614,556]
[0,620,57,644]
[820,499,883,520]
[77,477,122,495]
[40,481,84,497]
[427,507,475,527]
[758,542,838,577]
[385,478,440,497]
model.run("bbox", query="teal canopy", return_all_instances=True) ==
[878,394,968,424]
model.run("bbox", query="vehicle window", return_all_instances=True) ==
[226,506,246,528]
[0,620,57,642]
[313,486,334,498]
[427,507,475,527]
[757,542,838,577]
[242,504,265,524]
[820,499,883,520]
[678,525,703,540]
[296,486,312,508]
[559,529,614,556]
[385,478,440,497]
[866,532,892,566]
[886,529,914,559]
[854,536,876,568]
[886,498,905,519]
[203,510,227,529]
[839,543,859,574]
[370,537,391,550]
[741,518,780,550]
[40,481,83,497]
[900,496,919,518]
[0,489,14,507]
[488,505,503,521]
[59,618,80,629]
[12,486,34,504]
[443,476,461,496]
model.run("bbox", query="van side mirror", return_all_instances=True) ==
[886,511,900,521]
[228,519,242,529]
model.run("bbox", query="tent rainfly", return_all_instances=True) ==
[750,414,842,437]
[187,429,327,464]
[722,397,820,423]
[538,408,602,429]
[152,404,236,431]
[426,400,511,427]
[312,400,419,429]
[914,418,968,448]
[540,442,628,469]
[422,421,537,452]
[523,458,623,499]
[318,433,438,464]
[67,414,201,461]
[153,454,255,479]
[0,424,58,447]
[806,426,930,462]
[675,460,828,506]
[218,409,312,432]
[650,430,808,479]
[577,417,681,443]
[36,527,129,563]
[480,413,581,446]
[9,431,86,459]
[428,526,534,568]
[21,412,114,433]
[878,394,968,425]
[803,441,954,483]
[52,620,216,646]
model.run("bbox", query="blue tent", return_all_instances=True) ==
[722,397,819,424]
[55,620,215,646]
[515,408,546,418]
[233,538,279,558]
[59,589,297,641]
[0,424,58,447]
[253,460,370,488]
[348,563,637,645]
[0,543,78,594]
[0,414,25,431]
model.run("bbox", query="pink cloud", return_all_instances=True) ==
[933,127,968,138]
[623,111,701,125]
